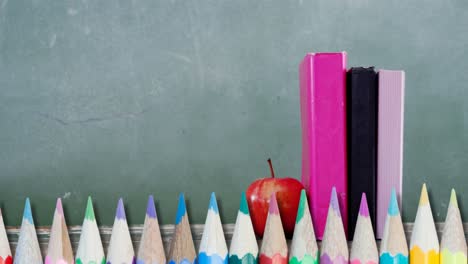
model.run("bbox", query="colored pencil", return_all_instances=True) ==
[299,52,348,239]
[229,192,258,264]
[320,187,348,264]
[0,209,12,264]
[198,193,228,264]
[440,189,467,264]
[350,194,378,264]
[259,193,287,264]
[376,70,405,238]
[168,193,196,264]
[137,195,166,264]
[45,198,74,264]
[379,189,408,264]
[14,198,42,264]
[410,184,439,264]
[289,190,318,264]
[106,198,135,264]
[75,197,105,264]
[347,67,378,239]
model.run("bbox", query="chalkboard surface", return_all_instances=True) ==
[1,0,468,226]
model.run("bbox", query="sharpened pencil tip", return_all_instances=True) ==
[268,193,279,215]
[116,198,126,220]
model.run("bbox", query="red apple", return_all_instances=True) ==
[246,159,304,238]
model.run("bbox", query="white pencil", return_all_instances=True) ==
[0,208,12,264]
[289,190,318,264]
[14,198,42,264]
[45,198,74,264]
[440,189,467,264]
[320,187,348,264]
[106,198,135,264]
[410,184,439,264]
[229,192,258,264]
[198,193,228,264]
[350,193,378,264]
[75,197,105,264]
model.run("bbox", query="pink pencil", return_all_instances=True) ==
[299,52,348,239]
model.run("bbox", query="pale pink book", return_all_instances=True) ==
[376,70,405,239]
[299,52,348,239]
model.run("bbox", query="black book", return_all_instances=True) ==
[346,67,378,239]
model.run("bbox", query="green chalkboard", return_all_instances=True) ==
[1,0,467,226]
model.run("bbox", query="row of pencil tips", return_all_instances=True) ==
[0,184,466,264]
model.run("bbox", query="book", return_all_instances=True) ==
[300,52,348,239]
[347,67,378,239]
[376,69,405,238]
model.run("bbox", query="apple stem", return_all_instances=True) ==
[268,158,275,178]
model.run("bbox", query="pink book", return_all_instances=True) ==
[299,52,348,239]
[376,70,405,239]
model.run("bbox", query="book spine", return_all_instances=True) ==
[347,67,378,239]
[300,52,348,239]
[376,70,405,239]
